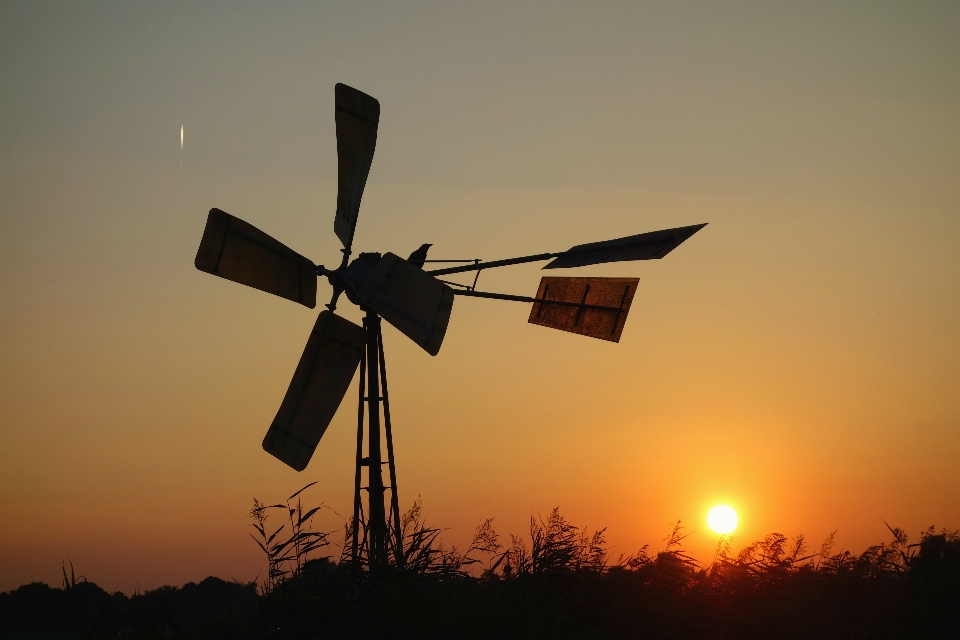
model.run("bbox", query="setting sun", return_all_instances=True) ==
[707,505,738,535]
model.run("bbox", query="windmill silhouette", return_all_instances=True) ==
[194,83,705,573]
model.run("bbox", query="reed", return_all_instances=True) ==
[244,493,959,639]
[8,495,954,638]
[249,482,332,594]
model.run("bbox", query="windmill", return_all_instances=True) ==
[194,83,705,573]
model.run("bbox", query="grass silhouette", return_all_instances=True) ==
[1,492,957,639]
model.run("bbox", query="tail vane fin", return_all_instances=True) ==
[528,277,639,343]
[544,224,706,269]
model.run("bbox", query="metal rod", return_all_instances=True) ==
[427,252,557,276]
[536,284,551,319]
[364,312,387,572]
[453,289,626,313]
[438,279,474,289]
[611,285,631,336]
[351,341,366,574]
[357,500,367,568]
[573,285,591,327]
[470,259,482,290]
[378,329,404,569]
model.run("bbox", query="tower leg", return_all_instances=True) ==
[363,311,388,572]
[351,336,366,574]
[378,328,404,568]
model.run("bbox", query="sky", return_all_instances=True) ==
[1,1,958,594]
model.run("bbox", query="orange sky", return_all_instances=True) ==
[2,2,959,594]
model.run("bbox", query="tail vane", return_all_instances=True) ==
[528,277,639,343]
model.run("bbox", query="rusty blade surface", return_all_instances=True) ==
[356,253,454,356]
[528,277,639,342]
[333,83,380,253]
[262,312,366,471]
[195,208,317,308]
[544,223,706,269]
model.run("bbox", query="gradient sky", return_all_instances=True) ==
[2,1,958,594]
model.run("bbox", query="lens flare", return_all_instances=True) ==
[707,505,738,534]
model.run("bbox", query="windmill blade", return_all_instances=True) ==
[333,83,380,257]
[355,253,454,356]
[262,311,367,471]
[543,223,706,269]
[195,208,317,308]
[528,277,639,342]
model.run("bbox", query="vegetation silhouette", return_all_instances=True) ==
[2,490,957,639]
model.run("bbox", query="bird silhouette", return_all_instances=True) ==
[407,243,432,268]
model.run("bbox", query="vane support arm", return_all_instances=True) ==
[453,288,626,313]
[427,253,556,276]
[426,223,707,276]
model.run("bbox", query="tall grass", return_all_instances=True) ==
[249,482,332,593]
[244,491,959,638]
[3,496,956,638]
[60,560,108,640]
[328,497,502,578]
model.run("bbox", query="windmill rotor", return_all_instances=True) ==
[193,82,706,574]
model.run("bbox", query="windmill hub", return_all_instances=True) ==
[193,82,706,573]
[342,252,382,303]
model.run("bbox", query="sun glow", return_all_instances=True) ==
[707,505,738,534]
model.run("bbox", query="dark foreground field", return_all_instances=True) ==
[3,508,958,639]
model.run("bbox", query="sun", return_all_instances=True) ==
[707,505,738,534]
